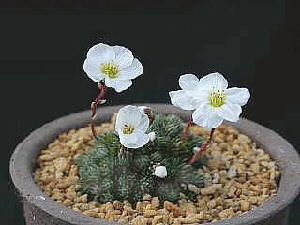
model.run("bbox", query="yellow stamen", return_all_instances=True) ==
[101,63,119,79]
[210,90,225,107]
[123,125,135,134]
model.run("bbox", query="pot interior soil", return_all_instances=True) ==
[34,115,280,225]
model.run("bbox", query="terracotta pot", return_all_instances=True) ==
[10,104,300,225]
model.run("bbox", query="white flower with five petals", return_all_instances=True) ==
[83,43,143,92]
[115,105,150,149]
[169,72,250,129]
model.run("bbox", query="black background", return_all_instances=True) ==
[1,0,300,224]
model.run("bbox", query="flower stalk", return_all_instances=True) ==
[90,81,107,139]
[182,119,195,137]
[118,145,133,165]
[188,128,215,165]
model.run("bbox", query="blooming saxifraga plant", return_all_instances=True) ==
[169,72,250,164]
[83,43,143,138]
[80,42,250,203]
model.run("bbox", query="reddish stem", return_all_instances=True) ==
[188,128,215,165]
[90,81,107,139]
[182,120,195,137]
[143,108,155,125]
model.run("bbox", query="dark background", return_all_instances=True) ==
[1,0,300,224]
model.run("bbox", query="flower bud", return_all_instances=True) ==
[149,132,156,142]
[154,165,167,178]
[193,147,201,153]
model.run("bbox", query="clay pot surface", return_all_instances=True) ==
[10,104,300,225]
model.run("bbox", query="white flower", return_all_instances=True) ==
[154,166,167,178]
[169,72,250,129]
[148,132,156,142]
[83,43,143,93]
[115,105,150,148]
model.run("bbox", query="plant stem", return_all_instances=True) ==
[143,108,155,125]
[90,81,107,139]
[188,128,215,165]
[182,120,194,137]
[118,146,135,167]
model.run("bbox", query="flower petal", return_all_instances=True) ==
[118,58,143,80]
[169,90,197,110]
[192,104,223,129]
[120,131,150,149]
[217,102,242,122]
[225,87,250,106]
[112,46,134,69]
[179,74,199,90]
[198,72,228,90]
[83,58,105,82]
[203,112,224,129]
[134,131,150,148]
[191,88,211,102]
[105,78,132,93]
[86,43,115,62]
[138,106,151,113]
[115,105,143,130]
[119,133,138,148]
[137,112,150,132]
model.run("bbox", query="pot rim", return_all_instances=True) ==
[10,104,300,225]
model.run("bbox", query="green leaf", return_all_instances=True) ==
[76,113,206,204]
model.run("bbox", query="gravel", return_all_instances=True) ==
[34,117,279,225]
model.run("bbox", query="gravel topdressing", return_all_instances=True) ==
[34,117,280,225]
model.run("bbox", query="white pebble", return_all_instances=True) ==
[36,195,46,201]
[212,173,220,184]
[227,165,237,178]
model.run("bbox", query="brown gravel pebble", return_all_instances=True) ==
[34,117,279,224]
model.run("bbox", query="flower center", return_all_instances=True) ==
[210,90,225,107]
[101,63,119,79]
[123,125,135,134]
